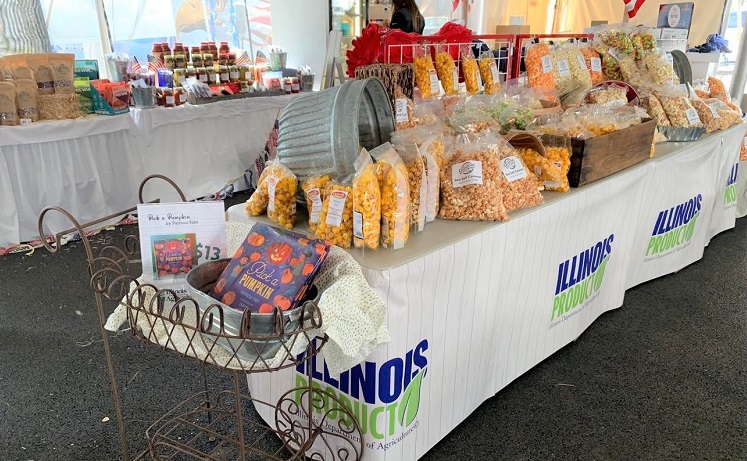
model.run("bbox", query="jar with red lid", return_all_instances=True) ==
[219,41,230,56]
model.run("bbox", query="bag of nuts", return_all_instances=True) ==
[315,181,354,249]
[302,175,331,233]
[414,44,440,99]
[439,135,509,221]
[461,44,481,95]
[478,49,502,95]
[266,163,299,229]
[372,143,410,250]
[435,44,459,96]
[352,149,381,250]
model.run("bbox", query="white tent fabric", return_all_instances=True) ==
[0,0,51,55]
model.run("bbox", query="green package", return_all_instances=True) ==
[74,60,99,80]
[74,77,93,114]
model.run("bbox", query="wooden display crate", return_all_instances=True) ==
[543,119,656,187]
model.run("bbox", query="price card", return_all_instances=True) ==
[500,156,527,182]
[590,57,602,72]
[685,108,701,126]
[556,60,571,78]
[428,69,440,95]
[138,202,227,293]
[577,54,587,70]
[541,55,553,74]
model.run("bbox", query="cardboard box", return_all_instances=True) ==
[495,25,530,35]
[542,119,657,187]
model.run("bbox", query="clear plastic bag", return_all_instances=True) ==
[461,45,481,95]
[580,47,604,85]
[302,175,331,232]
[420,137,441,222]
[394,86,415,130]
[642,94,671,126]
[485,132,543,211]
[439,135,509,221]
[656,91,702,128]
[245,162,280,216]
[516,147,564,185]
[550,42,590,95]
[708,76,729,103]
[266,163,298,229]
[352,149,381,250]
[587,83,628,106]
[691,98,720,134]
[435,44,458,96]
[397,143,428,231]
[373,143,410,249]
[645,50,676,85]
[414,44,439,99]
[478,50,502,95]
[525,41,556,90]
[315,181,354,249]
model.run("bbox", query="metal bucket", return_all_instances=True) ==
[276,78,395,181]
[186,259,319,364]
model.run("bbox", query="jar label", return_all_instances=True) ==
[166,95,175,105]
[229,71,240,80]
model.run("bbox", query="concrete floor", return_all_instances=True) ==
[1,193,745,461]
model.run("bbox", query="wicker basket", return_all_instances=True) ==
[354,63,414,109]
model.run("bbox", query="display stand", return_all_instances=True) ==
[37,175,363,461]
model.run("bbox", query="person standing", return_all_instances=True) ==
[389,0,425,34]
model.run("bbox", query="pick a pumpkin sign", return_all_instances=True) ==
[210,223,331,313]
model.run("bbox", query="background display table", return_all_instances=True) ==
[227,125,744,461]
[0,94,298,248]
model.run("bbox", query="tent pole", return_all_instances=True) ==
[729,15,747,102]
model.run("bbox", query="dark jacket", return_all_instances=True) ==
[390,7,425,34]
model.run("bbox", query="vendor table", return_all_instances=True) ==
[0,94,298,248]
[227,125,745,461]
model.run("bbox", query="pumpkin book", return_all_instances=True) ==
[209,223,331,313]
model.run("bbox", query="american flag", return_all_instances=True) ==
[623,0,646,18]
[255,51,267,66]
[131,57,142,73]
[236,51,252,66]
[147,55,164,73]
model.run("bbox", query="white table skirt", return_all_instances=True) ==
[231,125,745,461]
[0,94,298,247]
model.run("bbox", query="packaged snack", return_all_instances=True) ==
[657,92,702,128]
[266,164,298,229]
[440,136,509,221]
[691,98,720,134]
[25,54,55,95]
[491,136,543,212]
[598,29,634,54]
[315,182,354,249]
[618,53,648,87]
[478,50,502,95]
[420,137,441,222]
[525,41,555,90]
[414,45,439,99]
[517,147,564,185]
[374,143,410,249]
[550,42,590,95]
[352,150,381,250]
[601,51,623,81]
[2,54,32,80]
[394,87,415,130]
[302,175,331,233]
[0,82,19,126]
[708,76,729,103]
[543,141,571,192]
[75,77,93,113]
[398,143,428,231]
[245,163,277,216]
[716,107,744,129]
[637,31,657,52]
[587,84,628,106]
[580,47,604,85]
[12,66,34,80]
[49,53,75,95]
[461,45,481,94]
[642,95,671,126]
[13,79,39,122]
[645,51,676,85]
[210,223,331,313]
[435,45,458,95]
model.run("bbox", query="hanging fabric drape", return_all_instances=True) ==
[0,0,51,55]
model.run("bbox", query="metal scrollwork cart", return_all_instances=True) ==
[38,175,363,461]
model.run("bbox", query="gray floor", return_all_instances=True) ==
[1,193,745,461]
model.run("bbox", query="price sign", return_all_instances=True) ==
[137,202,227,291]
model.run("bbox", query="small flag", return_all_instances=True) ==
[131,57,142,73]
[147,55,164,73]
[623,0,646,18]
[255,51,267,67]
[236,51,252,66]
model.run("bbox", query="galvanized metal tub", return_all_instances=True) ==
[186,259,319,364]
[276,78,395,181]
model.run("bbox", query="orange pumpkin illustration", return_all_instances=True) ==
[298,237,310,246]
[221,291,236,305]
[247,233,265,246]
[302,263,314,276]
[315,243,327,255]
[281,268,293,284]
[290,257,299,266]
[214,278,227,293]
[267,242,292,265]
[250,252,261,262]
[273,295,291,310]
[154,243,164,250]
[232,265,242,276]
[258,303,274,314]
[234,246,244,257]
[239,257,249,266]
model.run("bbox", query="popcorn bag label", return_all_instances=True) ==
[326,190,349,227]
[489,61,499,82]
[428,69,439,94]
[577,54,587,70]
[209,224,330,313]
[500,156,528,182]
[590,57,602,72]
[541,55,553,73]
[353,211,364,239]
[307,188,323,223]
[267,176,278,212]
[556,60,571,78]
[452,161,483,188]
[708,104,721,118]
[395,98,409,123]
[685,108,701,126]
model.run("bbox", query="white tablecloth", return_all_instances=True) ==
[230,126,745,461]
[0,94,298,248]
